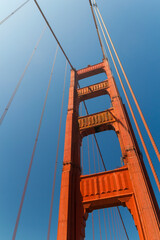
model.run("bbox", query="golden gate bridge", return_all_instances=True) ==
[0,0,160,239]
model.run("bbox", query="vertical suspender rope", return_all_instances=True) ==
[107,208,113,240]
[91,213,95,240]
[94,6,160,191]
[47,60,67,240]
[87,136,95,240]
[117,207,129,240]
[103,209,108,240]
[0,26,46,125]
[113,208,119,240]
[110,208,116,240]
[12,45,58,240]
[80,103,84,174]
[115,208,122,240]
[92,135,96,173]
[96,5,160,163]
[98,209,102,240]
[0,0,30,25]
[91,135,104,240]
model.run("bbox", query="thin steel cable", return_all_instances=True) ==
[0,0,30,25]
[115,208,122,240]
[94,6,160,191]
[87,136,91,173]
[80,103,84,174]
[92,135,96,173]
[92,213,95,240]
[47,60,67,240]
[98,209,102,240]
[88,0,105,59]
[107,208,113,240]
[103,209,108,240]
[0,26,46,125]
[91,135,103,240]
[34,0,74,70]
[117,207,129,240]
[111,208,116,240]
[12,45,58,240]
[113,208,119,240]
[96,5,160,163]
[87,135,95,240]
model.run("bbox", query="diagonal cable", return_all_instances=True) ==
[12,45,58,240]
[0,0,30,25]
[47,60,67,240]
[0,26,46,125]
[34,0,74,70]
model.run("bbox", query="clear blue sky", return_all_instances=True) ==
[0,0,160,239]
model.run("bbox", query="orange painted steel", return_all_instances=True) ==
[57,60,160,240]
[77,80,109,101]
[78,108,115,137]
[96,5,160,163]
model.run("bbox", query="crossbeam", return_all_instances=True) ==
[80,166,133,211]
[78,109,115,137]
[77,80,109,102]
[77,62,104,80]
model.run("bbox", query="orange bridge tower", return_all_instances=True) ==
[57,59,160,240]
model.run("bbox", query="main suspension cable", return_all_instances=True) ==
[88,0,106,59]
[0,26,46,125]
[96,5,160,163]
[12,45,58,240]
[34,0,74,70]
[0,0,30,25]
[94,5,160,191]
[47,60,67,240]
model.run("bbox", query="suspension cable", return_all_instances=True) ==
[0,26,46,125]
[33,0,74,70]
[103,209,108,240]
[47,60,67,240]
[94,6,160,191]
[91,135,103,240]
[88,0,106,59]
[95,4,160,163]
[117,207,129,240]
[80,103,84,174]
[0,0,30,25]
[98,210,102,240]
[87,135,95,240]
[12,45,58,240]
[113,208,119,240]
[110,208,116,240]
[92,213,95,240]
[107,208,113,240]
[115,208,122,240]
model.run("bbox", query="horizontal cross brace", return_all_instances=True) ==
[80,166,133,212]
[77,80,109,102]
[78,109,115,137]
[77,62,105,80]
